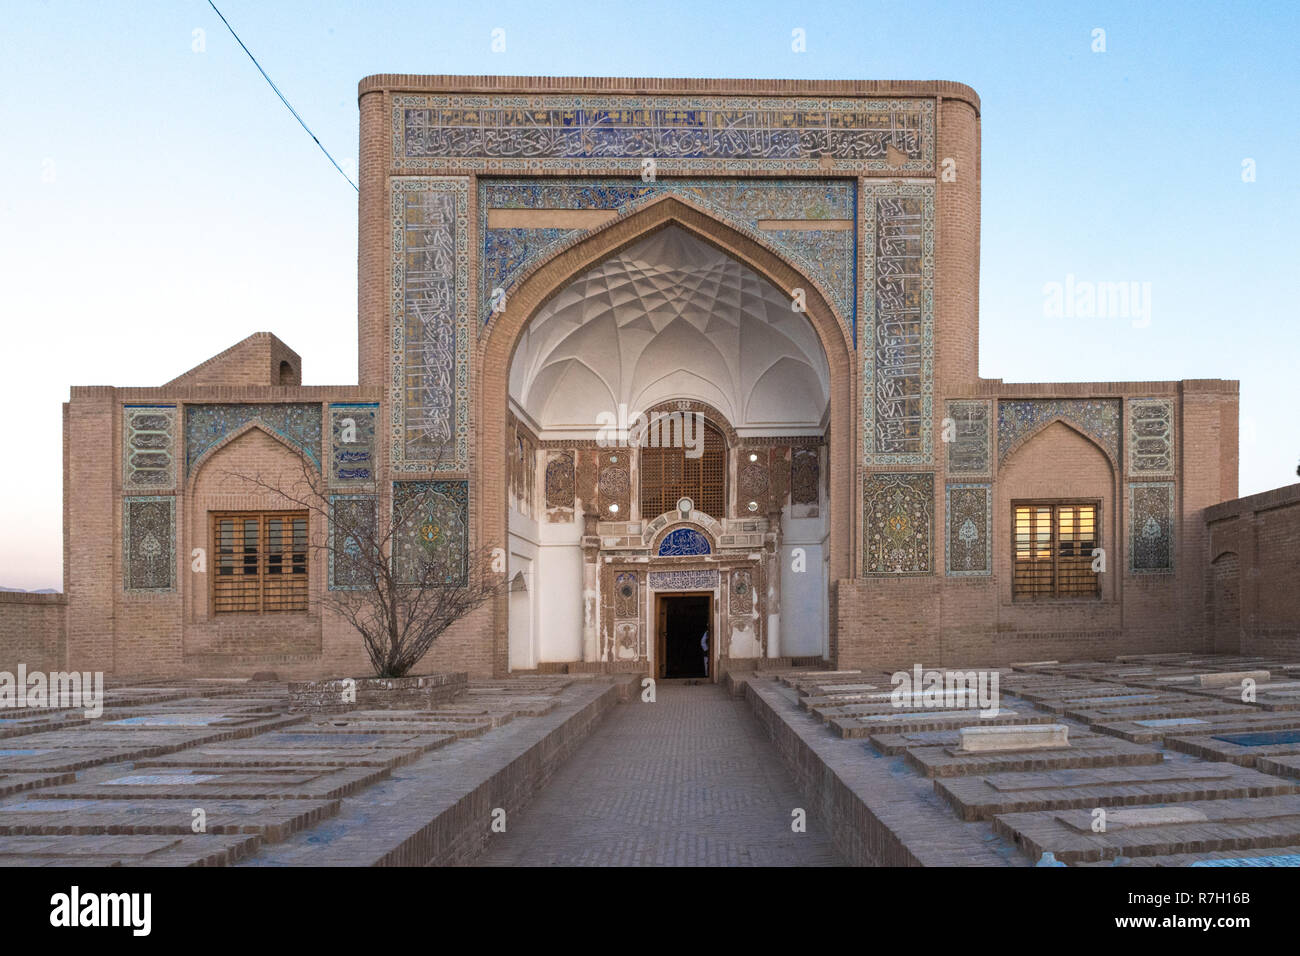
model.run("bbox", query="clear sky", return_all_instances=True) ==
[1,0,1296,590]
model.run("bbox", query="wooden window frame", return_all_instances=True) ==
[211,511,309,614]
[1011,498,1102,602]
[638,419,727,520]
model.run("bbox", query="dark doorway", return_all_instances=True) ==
[658,594,711,679]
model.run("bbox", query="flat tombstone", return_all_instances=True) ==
[1199,670,1271,688]
[960,724,1069,753]
[1095,807,1209,829]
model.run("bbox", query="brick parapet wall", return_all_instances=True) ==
[0,592,68,673]
[1205,482,1300,657]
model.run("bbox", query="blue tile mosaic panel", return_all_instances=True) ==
[394,94,934,174]
[184,404,322,476]
[1129,481,1175,573]
[863,472,934,574]
[123,496,175,592]
[946,483,991,576]
[329,403,377,488]
[390,178,470,473]
[329,494,378,590]
[392,480,469,585]
[477,178,857,331]
[861,184,934,465]
[945,400,991,476]
[122,405,177,490]
[658,528,712,556]
[1127,397,1175,476]
[997,399,1120,464]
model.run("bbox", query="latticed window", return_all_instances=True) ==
[1012,502,1100,600]
[639,419,726,519]
[212,512,308,613]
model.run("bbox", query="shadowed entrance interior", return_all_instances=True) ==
[657,594,711,679]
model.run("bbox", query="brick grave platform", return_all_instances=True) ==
[737,654,1300,867]
[0,674,634,866]
[10,654,1300,867]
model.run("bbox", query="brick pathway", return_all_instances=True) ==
[476,683,841,866]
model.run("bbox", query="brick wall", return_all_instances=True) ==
[1205,483,1300,657]
[0,592,67,673]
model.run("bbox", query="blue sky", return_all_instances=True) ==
[1,0,1296,589]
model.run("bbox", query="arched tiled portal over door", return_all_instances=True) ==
[480,197,857,675]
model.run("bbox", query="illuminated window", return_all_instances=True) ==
[212,512,308,613]
[639,419,726,519]
[1012,502,1100,600]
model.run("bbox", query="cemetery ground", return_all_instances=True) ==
[2,654,1300,868]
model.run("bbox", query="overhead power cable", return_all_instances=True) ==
[206,0,358,192]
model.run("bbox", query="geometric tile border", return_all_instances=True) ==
[390,177,470,474]
[861,183,935,465]
[393,94,935,175]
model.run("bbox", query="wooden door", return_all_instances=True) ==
[655,595,668,679]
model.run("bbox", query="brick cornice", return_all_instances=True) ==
[358,74,980,112]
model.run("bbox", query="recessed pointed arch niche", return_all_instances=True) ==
[481,199,857,675]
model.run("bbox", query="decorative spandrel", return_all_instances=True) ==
[478,179,858,332]
[997,399,1120,464]
[185,403,322,476]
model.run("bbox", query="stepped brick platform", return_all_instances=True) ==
[0,797,340,842]
[0,673,632,866]
[0,833,263,867]
[994,795,1300,864]
[1091,710,1300,744]
[740,674,1018,866]
[894,731,1162,778]
[1179,679,1300,711]
[1078,846,1300,867]
[135,737,454,770]
[35,765,390,802]
[0,771,75,798]
[937,763,1298,821]
[740,654,1300,867]
[243,675,632,866]
[1256,754,1300,781]
[1061,698,1253,725]
[9,654,1300,866]
[829,707,1053,739]
[1165,729,1300,766]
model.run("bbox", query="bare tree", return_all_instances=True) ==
[226,450,503,678]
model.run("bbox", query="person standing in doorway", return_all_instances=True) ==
[701,629,709,677]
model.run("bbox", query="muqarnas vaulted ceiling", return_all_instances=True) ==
[508,226,831,436]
